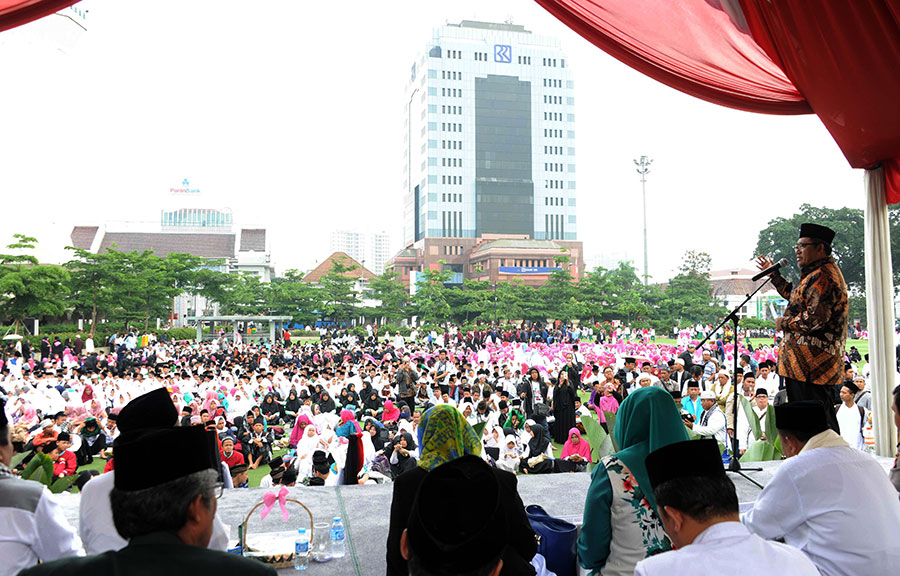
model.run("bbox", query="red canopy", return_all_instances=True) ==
[536,0,900,202]
[0,0,79,34]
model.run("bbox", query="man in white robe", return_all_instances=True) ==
[835,380,865,451]
[687,391,728,448]
[742,401,900,576]
[635,439,818,576]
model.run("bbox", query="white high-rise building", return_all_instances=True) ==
[402,20,577,247]
[330,230,391,275]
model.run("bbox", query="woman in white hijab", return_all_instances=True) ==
[294,421,324,479]
[496,434,522,474]
[483,424,503,450]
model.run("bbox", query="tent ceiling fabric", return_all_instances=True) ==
[739,0,900,202]
[0,0,79,34]
[533,0,810,114]
[536,0,900,202]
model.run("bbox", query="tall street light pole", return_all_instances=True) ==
[634,155,653,285]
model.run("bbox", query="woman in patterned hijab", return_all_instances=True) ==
[416,404,482,471]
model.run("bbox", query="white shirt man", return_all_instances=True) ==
[852,376,871,411]
[688,391,728,448]
[835,381,866,451]
[636,438,818,576]
[433,353,454,389]
[0,411,80,576]
[755,363,778,398]
[669,359,690,392]
[726,380,760,451]
[742,401,900,576]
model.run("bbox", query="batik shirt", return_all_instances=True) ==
[772,256,848,386]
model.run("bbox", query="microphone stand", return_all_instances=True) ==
[695,274,775,490]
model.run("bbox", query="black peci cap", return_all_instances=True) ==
[774,400,829,435]
[799,223,836,244]
[646,439,724,490]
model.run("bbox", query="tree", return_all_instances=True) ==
[319,257,361,326]
[754,204,865,291]
[594,262,649,323]
[493,279,527,323]
[679,250,712,276]
[447,279,491,324]
[539,255,577,322]
[368,269,408,323]
[221,273,269,316]
[188,266,237,316]
[65,247,120,330]
[658,251,725,325]
[269,270,320,326]
[0,235,69,330]
[411,265,452,325]
[125,251,186,331]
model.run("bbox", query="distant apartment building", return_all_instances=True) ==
[330,230,391,275]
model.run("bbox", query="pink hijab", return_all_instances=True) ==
[560,428,591,460]
[87,399,107,420]
[289,415,313,447]
[340,409,362,434]
[382,400,400,423]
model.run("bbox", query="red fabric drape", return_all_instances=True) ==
[739,0,900,203]
[536,0,900,202]
[534,0,809,114]
[0,0,79,34]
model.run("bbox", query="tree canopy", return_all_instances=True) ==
[5,234,738,333]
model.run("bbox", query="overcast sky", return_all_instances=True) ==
[0,0,863,281]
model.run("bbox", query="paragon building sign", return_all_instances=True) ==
[170,178,200,194]
[494,44,512,63]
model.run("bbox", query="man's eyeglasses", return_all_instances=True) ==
[795,242,821,251]
[213,482,224,499]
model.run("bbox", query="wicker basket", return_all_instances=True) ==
[240,497,314,569]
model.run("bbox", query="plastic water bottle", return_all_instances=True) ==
[294,528,310,571]
[330,517,345,558]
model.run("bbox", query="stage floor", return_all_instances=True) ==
[52,457,893,575]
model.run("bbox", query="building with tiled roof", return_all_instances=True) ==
[70,218,276,326]
[709,268,783,320]
[303,252,377,283]
[70,226,99,251]
[98,232,235,259]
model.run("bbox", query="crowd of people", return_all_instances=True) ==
[3,221,900,576]
[0,314,887,492]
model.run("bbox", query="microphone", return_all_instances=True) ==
[752,258,789,282]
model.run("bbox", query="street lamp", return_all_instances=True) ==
[633,155,653,285]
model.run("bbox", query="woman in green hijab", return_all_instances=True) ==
[578,386,689,576]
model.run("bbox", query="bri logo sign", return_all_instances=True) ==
[170,178,200,194]
[494,44,512,63]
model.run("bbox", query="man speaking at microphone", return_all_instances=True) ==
[755,223,847,432]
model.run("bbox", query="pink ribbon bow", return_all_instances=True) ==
[260,486,290,521]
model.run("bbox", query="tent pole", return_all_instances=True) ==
[864,166,896,458]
